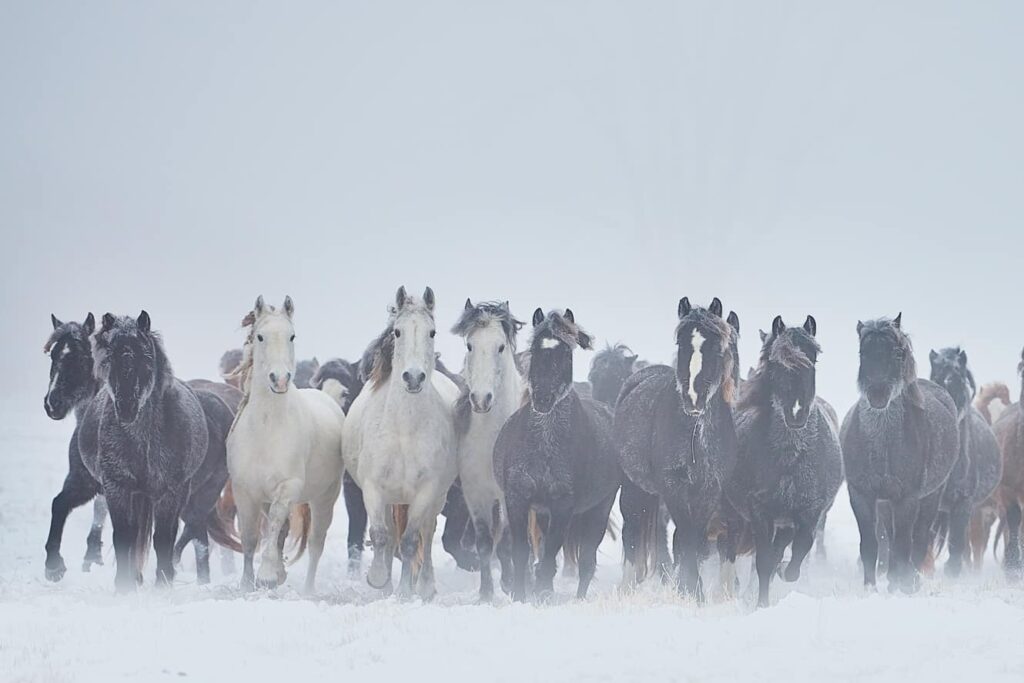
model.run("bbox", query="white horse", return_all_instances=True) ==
[344,286,459,599]
[227,296,345,592]
[451,299,525,599]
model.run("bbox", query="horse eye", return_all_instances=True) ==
[498,344,505,353]
[467,343,473,352]
[257,334,264,342]
[394,329,401,338]
[290,335,295,342]
[430,330,436,338]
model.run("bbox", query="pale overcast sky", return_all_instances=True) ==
[3,1,1022,414]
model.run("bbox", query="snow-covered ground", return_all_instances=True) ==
[2,399,1023,683]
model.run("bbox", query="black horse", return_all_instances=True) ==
[615,297,739,599]
[494,309,621,601]
[78,312,236,591]
[310,357,368,571]
[928,347,1003,576]
[841,315,959,593]
[42,313,106,580]
[724,315,842,607]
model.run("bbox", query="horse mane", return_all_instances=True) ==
[451,301,524,350]
[591,343,635,367]
[219,348,244,379]
[531,310,593,351]
[737,327,820,413]
[675,307,737,404]
[362,323,396,389]
[858,317,922,409]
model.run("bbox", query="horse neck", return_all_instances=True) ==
[496,353,524,408]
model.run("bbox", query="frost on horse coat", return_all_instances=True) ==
[841,315,959,593]
[343,286,459,600]
[227,296,345,593]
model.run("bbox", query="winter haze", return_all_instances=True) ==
[2,1,1023,416]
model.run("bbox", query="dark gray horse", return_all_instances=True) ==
[494,308,621,601]
[79,312,236,591]
[615,297,739,599]
[724,315,842,607]
[841,315,959,593]
[928,347,1003,576]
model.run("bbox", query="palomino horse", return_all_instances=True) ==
[841,315,958,593]
[968,381,1013,568]
[344,286,459,599]
[227,296,345,592]
[724,315,842,607]
[451,299,524,600]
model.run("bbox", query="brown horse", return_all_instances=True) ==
[992,353,1024,579]
[968,381,1013,569]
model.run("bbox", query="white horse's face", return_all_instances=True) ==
[463,322,510,413]
[392,305,436,394]
[252,304,296,395]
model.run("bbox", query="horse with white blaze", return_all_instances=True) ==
[226,296,345,592]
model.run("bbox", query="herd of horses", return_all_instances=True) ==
[40,288,1024,607]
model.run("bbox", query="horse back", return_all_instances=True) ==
[967,407,1003,503]
[613,365,678,494]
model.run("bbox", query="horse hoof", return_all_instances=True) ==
[255,577,280,590]
[783,564,801,583]
[45,558,67,582]
[367,564,391,590]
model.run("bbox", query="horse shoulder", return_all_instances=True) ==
[431,371,461,409]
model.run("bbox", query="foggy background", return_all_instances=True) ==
[2,1,1022,416]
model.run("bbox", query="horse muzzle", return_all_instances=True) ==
[470,391,494,413]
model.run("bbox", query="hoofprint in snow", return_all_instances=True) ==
[1,400,1023,683]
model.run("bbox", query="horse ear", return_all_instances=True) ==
[311,357,320,371]
[771,315,785,337]
[678,297,691,319]
[283,295,294,319]
[577,329,594,350]
[423,287,435,311]
[137,310,150,334]
[958,349,968,367]
[709,298,723,317]
[255,295,265,315]
[51,314,62,330]
[759,329,768,344]
[564,308,575,324]
[929,349,938,364]
[83,313,95,336]
[856,320,864,335]
[395,286,408,309]
[464,298,473,311]
[501,300,510,312]
[803,315,817,337]
[627,354,639,367]
[102,313,115,332]
[893,312,902,328]
[727,311,740,336]
[532,308,545,327]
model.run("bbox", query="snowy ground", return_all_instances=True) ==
[2,399,1023,683]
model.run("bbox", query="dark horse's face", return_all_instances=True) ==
[588,346,638,407]
[765,315,819,429]
[675,297,732,416]
[43,314,96,420]
[94,312,160,425]
[310,358,362,413]
[857,314,908,410]
[528,308,592,415]
[929,347,972,415]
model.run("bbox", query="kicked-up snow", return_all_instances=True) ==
[1,399,1022,682]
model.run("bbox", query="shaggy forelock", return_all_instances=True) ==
[92,315,172,391]
[451,302,524,350]
[765,329,820,371]
[531,310,592,351]
[44,322,85,355]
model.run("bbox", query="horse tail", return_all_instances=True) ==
[391,504,425,577]
[207,507,242,553]
[628,497,660,584]
[563,521,580,574]
[286,504,311,566]
[133,495,154,580]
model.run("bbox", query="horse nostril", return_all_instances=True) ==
[485,393,493,406]
[418,372,426,384]
[269,372,278,384]
[402,371,412,383]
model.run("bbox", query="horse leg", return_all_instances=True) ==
[45,470,99,582]
[397,489,441,600]
[153,498,182,587]
[656,503,673,581]
[891,497,921,594]
[944,495,972,578]
[258,479,300,588]
[234,490,261,592]
[783,515,816,583]
[466,493,498,601]
[506,494,531,602]
[752,516,776,608]
[105,490,139,594]
[969,507,992,572]
[343,473,366,576]
[305,482,340,595]
[671,508,708,602]
[363,486,394,592]
[619,478,658,589]
[1005,500,1023,580]
[813,509,828,559]
[911,488,942,575]
[84,495,108,571]
[717,520,741,600]
[441,485,477,571]
[416,515,440,601]
[219,482,237,576]
[495,503,514,595]
[574,492,616,600]
[848,487,879,588]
